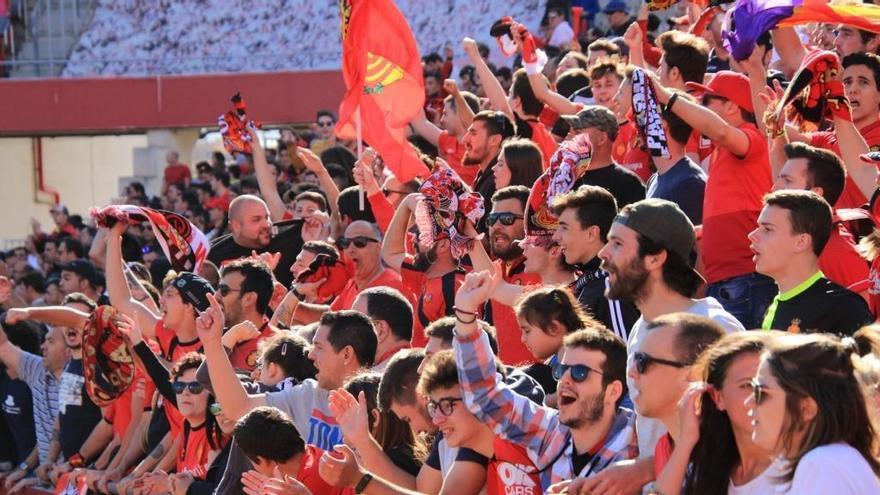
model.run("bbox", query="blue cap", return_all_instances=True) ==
[603,0,629,14]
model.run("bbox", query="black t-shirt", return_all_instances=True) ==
[575,165,646,209]
[387,444,422,477]
[572,448,595,476]
[58,358,103,458]
[473,159,498,234]
[522,362,557,396]
[0,372,35,464]
[765,277,873,336]
[571,258,641,341]
[208,220,304,286]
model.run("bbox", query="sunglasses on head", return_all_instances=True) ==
[487,212,524,226]
[172,380,204,395]
[338,236,380,250]
[426,397,463,417]
[553,363,603,383]
[633,351,689,375]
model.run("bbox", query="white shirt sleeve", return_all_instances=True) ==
[549,22,574,48]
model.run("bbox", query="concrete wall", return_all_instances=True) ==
[0,134,148,247]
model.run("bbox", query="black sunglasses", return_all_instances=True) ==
[172,381,205,395]
[216,284,242,297]
[317,120,334,127]
[750,378,768,405]
[633,351,689,374]
[426,397,463,417]
[338,236,380,249]
[487,212,524,226]
[553,363,603,383]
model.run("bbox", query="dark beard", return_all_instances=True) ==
[493,242,523,262]
[605,256,650,302]
[463,155,483,165]
[561,388,606,429]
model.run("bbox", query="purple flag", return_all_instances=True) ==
[723,0,803,61]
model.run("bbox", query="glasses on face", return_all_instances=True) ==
[216,284,242,297]
[487,212,524,226]
[209,403,222,416]
[633,351,689,374]
[317,120,334,128]
[750,378,768,405]
[338,236,380,250]
[426,397,463,417]
[553,363,603,383]
[172,380,205,395]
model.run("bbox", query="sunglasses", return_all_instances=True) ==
[426,397,463,417]
[553,363,603,383]
[750,379,768,405]
[317,120,334,127]
[338,236,380,250]
[209,403,222,416]
[216,284,242,297]
[633,351,689,374]
[487,212,524,226]
[172,380,205,395]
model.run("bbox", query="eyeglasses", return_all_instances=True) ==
[426,397,463,417]
[209,403,222,416]
[216,284,242,297]
[750,378,769,405]
[338,236,380,250]
[172,381,205,395]
[553,363,603,383]
[633,351,689,374]
[487,212,524,226]
[317,120,334,127]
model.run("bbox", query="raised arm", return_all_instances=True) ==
[105,223,160,339]
[513,25,580,116]
[411,109,442,147]
[297,148,341,217]
[0,322,23,380]
[832,117,875,200]
[197,293,267,421]
[6,305,89,331]
[381,194,421,272]
[250,128,287,222]
[463,37,513,120]
[447,79,475,129]
[771,27,807,79]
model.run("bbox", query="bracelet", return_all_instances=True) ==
[354,473,373,493]
[664,92,679,114]
[453,306,478,316]
[455,312,477,325]
[291,288,305,302]
[68,452,85,468]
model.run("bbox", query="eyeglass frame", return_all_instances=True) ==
[487,212,524,226]
[172,380,205,395]
[216,284,243,297]
[426,397,463,417]
[338,236,380,250]
[632,351,690,374]
[553,363,604,383]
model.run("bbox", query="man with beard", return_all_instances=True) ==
[462,111,516,231]
[596,198,743,485]
[551,186,640,340]
[274,221,408,326]
[214,258,278,372]
[208,195,304,286]
[381,193,464,347]
[451,270,637,491]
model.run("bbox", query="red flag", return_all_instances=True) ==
[337,0,429,183]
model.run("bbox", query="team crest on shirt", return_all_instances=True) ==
[424,292,433,304]
[246,350,258,369]
[787,319,801,334]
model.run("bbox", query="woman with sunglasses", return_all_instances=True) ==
[652,332,780,495]
[746,333,880,494]
[493,138,544,190]
[117,316,231,494]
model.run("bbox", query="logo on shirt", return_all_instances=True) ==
[2,394,20,415]
[786,318,801,334]
[59,371,86,414]
[307,409,343,451]
[497,462,537,494]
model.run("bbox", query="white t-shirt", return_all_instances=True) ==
[780,444,880,494]
[728,458,786,495]
[548,21,574,48]
[628,297,745,458]
[265,378,342,452]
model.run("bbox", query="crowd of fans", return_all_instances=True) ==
[3,0,880,495]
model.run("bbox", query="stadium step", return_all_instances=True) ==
[9,0,96,77]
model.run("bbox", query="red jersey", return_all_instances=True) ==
[229,319,276,372]
[701,124,772,283]
[297,445,353,495]
[810,119,880,209]
[526,119,558,170]
[104,368,155,439]
[686,131,714,166]
[400,257,466,347]
[330,269,410,312]
[487,258,541,365]
[178,422,224,479]
[614,121,652,182]
[439,131,478,187]
[819,221,870,294]
[652,434,674,478]
[164,163,191,186]
[154,321,203,362]
[487,439,541,495]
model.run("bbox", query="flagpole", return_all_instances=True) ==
[356,106,364,211]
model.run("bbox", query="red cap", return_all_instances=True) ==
[686,71,754,114]
[204,196,228,211]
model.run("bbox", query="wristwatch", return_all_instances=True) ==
[18,461,30,471]
[354,473,373,493]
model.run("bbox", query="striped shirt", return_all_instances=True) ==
[454,330,639,490]
[18,352,63,464]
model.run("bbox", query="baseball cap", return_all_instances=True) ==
[685,71,754,113]
[204,196,228,211]
[603,0,629,15]
[170,272,214,312]
[613,199,703,279]
[562,106,620,139]
[860,151,880,168]
[61,260,98,283]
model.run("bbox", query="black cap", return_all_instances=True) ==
[170,272,214,312]
[61,260,98,284]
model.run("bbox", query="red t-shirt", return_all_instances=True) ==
[819,221,870,293]
[438,131,478,187]
[104,367,155,439]
[490,258,541,366]
[526,119,558,171]
[653,433,675,478]
[329,269,410,311]
[810,119,880,209]
[614,121,652,182]
[400,257,466,348]
[686,131,715,166]
[178,422,223,479]
[154,321,203,362]
[229,320,276,372]
[487,439,541,495]
[701,124,772,283]
[164,163,191,186]
[297,445,353,495]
